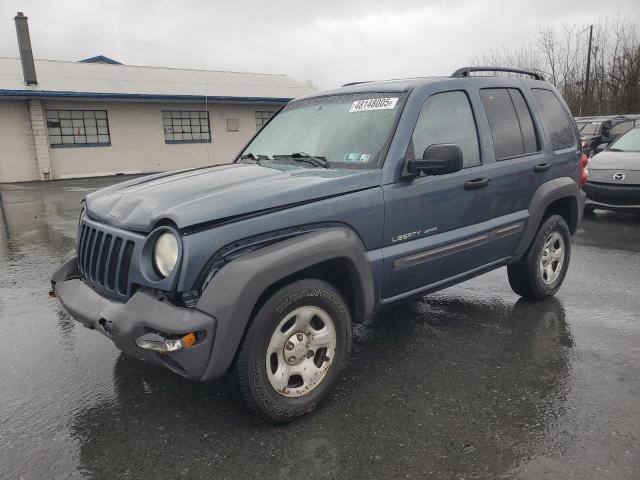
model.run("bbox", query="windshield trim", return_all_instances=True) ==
[233,90,411,170]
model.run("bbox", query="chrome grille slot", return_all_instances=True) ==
[75,216,141,301]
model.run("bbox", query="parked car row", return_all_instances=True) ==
[574,114,640,157]
[582,124,640,214]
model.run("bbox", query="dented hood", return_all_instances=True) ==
[84,164,381,232]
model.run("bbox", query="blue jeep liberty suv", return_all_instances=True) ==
[52,67,588,422]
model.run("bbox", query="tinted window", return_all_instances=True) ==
[480,88,529,159]
[509,89,538,153]
[531,89,576,150]
[410,91,480,167]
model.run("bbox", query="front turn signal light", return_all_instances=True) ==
[135,332,197,353]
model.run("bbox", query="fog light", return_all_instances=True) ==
[135,332,197,353]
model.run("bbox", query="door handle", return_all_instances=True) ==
[464,177,490,190]
[534,162,552,173]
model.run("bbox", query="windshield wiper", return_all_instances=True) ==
[286,152,329,169]
[238,153,271,165]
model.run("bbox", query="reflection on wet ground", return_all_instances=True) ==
[1,178,639,479]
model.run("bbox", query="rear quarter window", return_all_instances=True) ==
[531,89,576,150]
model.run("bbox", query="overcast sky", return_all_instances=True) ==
[1,0,639,89]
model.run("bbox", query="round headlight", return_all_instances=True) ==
[153,232,179,278]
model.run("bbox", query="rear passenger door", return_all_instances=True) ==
[476,87,550,227]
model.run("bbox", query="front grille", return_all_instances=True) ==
[76,217,140,299]
[584,182,640,206]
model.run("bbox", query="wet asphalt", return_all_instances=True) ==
[0,176,639,480]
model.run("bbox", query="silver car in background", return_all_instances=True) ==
[584,126,640,213]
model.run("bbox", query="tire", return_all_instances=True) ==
[507,215,571,301]
[232,278,352,423]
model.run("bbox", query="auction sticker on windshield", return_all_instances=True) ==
[349,97,398,113]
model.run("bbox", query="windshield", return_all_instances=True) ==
[238,93,405,169]
[608,127,640,152]
[578,121,601,136]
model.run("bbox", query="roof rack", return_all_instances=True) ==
[451,66,544,81]
[341,80,373,87]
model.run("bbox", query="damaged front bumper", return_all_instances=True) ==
[51,255,217,380]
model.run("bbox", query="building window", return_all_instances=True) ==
[46,110,111,147]
[255,110,275,130]
[163,111,211,144]
[226,118,239,132]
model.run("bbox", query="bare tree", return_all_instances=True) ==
[471,16,640,115]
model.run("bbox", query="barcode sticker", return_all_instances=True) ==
[349,97,399,113]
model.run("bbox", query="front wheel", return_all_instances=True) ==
[233,279,352,423]
[507,215,571,301]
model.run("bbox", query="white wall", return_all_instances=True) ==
[0,98,281,182]
[0,100,40,183]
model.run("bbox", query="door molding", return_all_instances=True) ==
[393,221,524,269]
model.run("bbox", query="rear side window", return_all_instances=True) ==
[480,88,538,160]
[410,91,480,167]
[531,89,576,150]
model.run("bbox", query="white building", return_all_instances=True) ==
[0,14,314,183]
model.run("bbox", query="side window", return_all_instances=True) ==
[610,121,633,136]
[410,91,480,168]
[531,89,576,150]
[480,88,538,160]
[509,89,539,153]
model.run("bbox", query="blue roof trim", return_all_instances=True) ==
[0,89,293,103]
[79,55,122,65]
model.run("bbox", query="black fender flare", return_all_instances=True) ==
[513,177,584,260]
[195,227,374,380]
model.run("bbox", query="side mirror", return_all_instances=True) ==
[596,143,608,153]
[406,144,463,177]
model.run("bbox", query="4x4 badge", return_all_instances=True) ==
[612,172,626,181]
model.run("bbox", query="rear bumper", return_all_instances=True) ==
[51,256,217,380]
[583,182,640,212]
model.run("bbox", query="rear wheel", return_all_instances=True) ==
[233,279,351,423]
[507,215,571,300]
